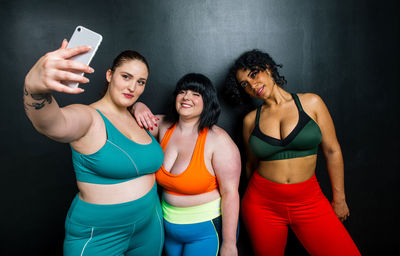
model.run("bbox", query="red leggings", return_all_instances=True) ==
[241,171,361,256]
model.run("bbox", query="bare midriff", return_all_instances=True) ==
[77,173,155,204]
[162,189,221,207]
[257,154,317,184]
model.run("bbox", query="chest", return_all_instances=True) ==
[258,105,300,140]
[162,132,213,175]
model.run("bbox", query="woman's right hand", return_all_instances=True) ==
[24,39,94,95]
[131,102,158,130]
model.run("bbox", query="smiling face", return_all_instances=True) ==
[236,67,275,99]
[175,89,204,119]
[106,59,148,107]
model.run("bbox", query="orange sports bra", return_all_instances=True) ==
[155,123,218,196]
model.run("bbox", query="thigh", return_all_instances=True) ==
[241,185,289,256]
[64,219,130,256]
[182,220,220,256]
[126,200,164,256]
[290,197,361,256]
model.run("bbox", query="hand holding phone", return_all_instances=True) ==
[62,26,102,88]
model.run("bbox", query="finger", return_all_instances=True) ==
[149,114,158,126]
[53,70,90,84]
[60,39,68,49]
[144,115,153,130]
[136,118,143,128]
[48,81,85,94]
[139,116,148,129]
[59,45,91,59]
[54,59,94,74]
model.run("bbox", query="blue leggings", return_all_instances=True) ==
[63,184,164,256]
[164,216,222,256]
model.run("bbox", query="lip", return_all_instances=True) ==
[181,103,192,108]
[256,87,264,96]
[123,93,134,99]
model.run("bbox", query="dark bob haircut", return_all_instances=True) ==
[224,49,286,104]
[165,73,221,132]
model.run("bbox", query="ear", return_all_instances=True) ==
[265,66,272,76]
[106,69,112,83]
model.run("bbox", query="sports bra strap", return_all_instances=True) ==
[160,123,177,149]
[291,93,304,112]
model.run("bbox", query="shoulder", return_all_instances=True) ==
[208,125,230,140]
[207,125,239,155]
[297,93,324,105]
[207,125,236,147]
[297,93,326,113]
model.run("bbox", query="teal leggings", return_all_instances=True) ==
[64,184,164,256]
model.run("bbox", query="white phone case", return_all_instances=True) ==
[62,26,103,88]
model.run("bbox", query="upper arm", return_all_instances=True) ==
[304,93,341,154]
[210,128,241,194]
[242,111,258,166]
[49,104,93,143]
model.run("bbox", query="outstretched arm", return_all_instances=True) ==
[24,40,95,143]
[212,128,241,256]
[310,93,349,222]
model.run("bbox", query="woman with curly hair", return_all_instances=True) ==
[225,50,361,256]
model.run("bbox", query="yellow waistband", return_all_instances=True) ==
[162,198,221,224]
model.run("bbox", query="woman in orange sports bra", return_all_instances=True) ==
[132,73,241,256]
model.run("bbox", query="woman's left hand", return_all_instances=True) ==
[331,199,350,222]
[220,242,238,256]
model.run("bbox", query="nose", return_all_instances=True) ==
[128,81,137,92]
[248,80,257,89]
[182,92,190,100]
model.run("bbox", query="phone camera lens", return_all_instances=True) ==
[77,27,81,32]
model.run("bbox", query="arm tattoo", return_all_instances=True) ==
[23,87,52,110]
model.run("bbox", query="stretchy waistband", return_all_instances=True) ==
[66,184,159,227]
[250,171,322,203]
[162,198,221,224]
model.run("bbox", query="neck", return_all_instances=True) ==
[97,92,129,115]
[177,116,200,134]
[262,86,291,106]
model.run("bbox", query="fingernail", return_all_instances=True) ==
[155,123,158,127]
[88,67,94,73]
[150,127,153,130]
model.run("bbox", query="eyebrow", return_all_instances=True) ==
[121,72,147,81]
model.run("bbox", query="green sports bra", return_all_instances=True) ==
[71,109,164,184]
[249,93,322,161]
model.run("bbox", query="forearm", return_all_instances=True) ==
[325,150,346,201]
[221,190,239,244]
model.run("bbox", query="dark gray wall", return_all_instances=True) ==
[1,0,398,255]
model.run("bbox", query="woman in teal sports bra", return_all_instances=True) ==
[24,41,164,255]
[225,50,361,255]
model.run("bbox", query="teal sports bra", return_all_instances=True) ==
[249,93,322,161]
[71,110,164,184]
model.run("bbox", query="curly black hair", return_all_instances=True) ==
[224,49,286,104]
[165,73,221,132]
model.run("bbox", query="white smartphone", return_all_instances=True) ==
[62,26,103,88]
